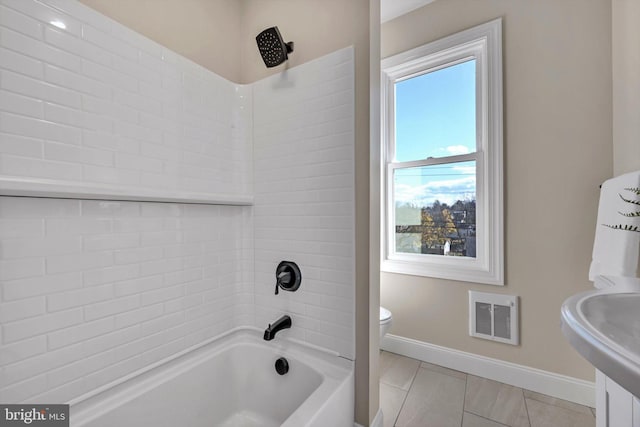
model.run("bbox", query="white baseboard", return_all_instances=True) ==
[381,334,595,408]
[354,407,383,427]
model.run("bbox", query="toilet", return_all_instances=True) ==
[380,306,393,341]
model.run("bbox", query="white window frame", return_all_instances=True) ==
[381,18,504,285]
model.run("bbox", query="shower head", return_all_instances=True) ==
[256,26,294,68]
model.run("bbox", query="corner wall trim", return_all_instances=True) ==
[381,334,595,407]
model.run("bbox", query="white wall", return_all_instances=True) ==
[252,47,355,358]
[0,198,251,403]
[0,0,251,196]
[0,1,253,402]
[0,0,356,404]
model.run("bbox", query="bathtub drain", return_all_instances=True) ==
[275,357,289,375]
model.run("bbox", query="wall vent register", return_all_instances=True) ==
[469,290,519,345]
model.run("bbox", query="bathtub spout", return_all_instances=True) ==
[264,315,292,341]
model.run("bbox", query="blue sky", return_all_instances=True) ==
[394,59,477,207]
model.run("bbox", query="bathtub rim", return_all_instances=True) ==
[70,326,353,426]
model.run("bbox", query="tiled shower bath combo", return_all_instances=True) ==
[0,0,355,425]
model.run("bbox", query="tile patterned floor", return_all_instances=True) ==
[379,351,596,427]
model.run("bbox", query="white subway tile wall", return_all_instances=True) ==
[0,0,355,404]
[0,197,252,403]
[252,47,355,359]
[0,0,251,196]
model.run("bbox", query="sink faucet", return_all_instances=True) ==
[264,315,292,341]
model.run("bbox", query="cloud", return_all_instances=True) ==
[445,145,471,155]
[451,164,476,175]
[395,175,476,206]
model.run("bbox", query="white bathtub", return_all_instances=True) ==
[70,328,354,427]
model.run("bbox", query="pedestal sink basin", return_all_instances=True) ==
[561,279,640,398]
[581,293,640,355]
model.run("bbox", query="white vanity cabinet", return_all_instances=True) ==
[597,370,640,427]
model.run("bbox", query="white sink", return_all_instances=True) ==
[561,278,640,397]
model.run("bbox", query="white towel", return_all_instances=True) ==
[589,170,640,283]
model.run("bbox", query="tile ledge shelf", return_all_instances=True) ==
[0,176,253,206]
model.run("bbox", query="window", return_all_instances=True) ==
[381,19,504,285]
